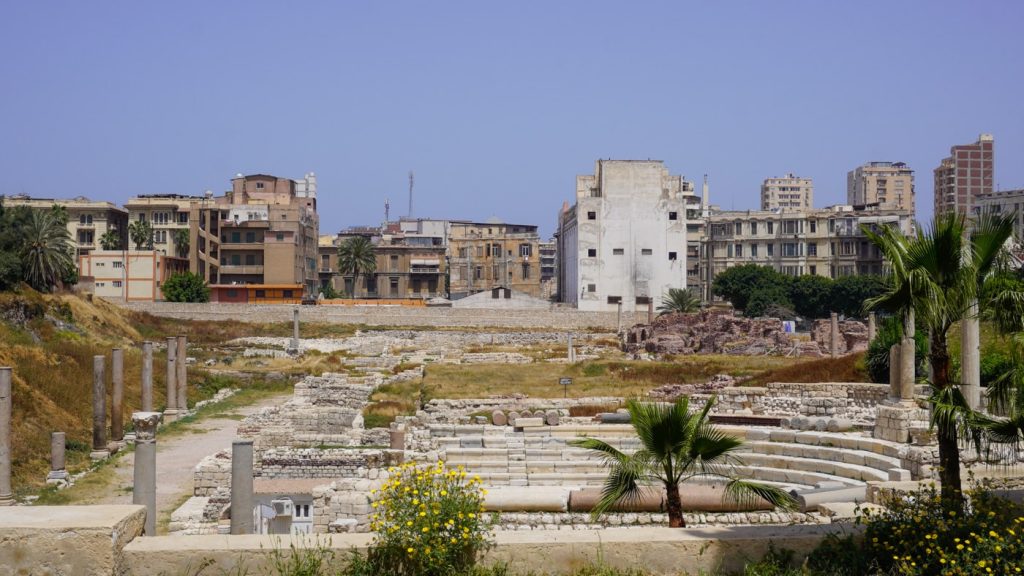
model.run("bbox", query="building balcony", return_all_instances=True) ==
[219,264,264,275]
[220,242,264,250]
[221,219,270,229]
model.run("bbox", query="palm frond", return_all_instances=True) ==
[568,437,631,466]
[724,478,797,511]
[589,457,647,520]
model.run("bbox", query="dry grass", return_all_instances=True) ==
[421,355,809,400]
[744,352,868,387]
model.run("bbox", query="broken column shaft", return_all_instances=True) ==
[132,411,162,536]
[176,335,187,412]
[111,348,124,443]
[0,368,12,505]
[230,439,254,534]
[91,355,108,460]
[141,341,153,412]
[164,336,177,421]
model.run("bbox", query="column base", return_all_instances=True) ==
[123,432,137,445]
[89,450,110,461]
[0,494,13,506]
[46,470,70,485]
[163,409,180,423]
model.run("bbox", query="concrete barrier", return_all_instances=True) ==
[120,524,860,575]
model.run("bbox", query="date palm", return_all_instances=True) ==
[864,212,1020,510]
[128,219,153,250]
[21,209,74,292]
[172,228,190,258]
[99,228,121,250]
[657,288,701,316]
[570,396,795,528]
[337,236,377,298]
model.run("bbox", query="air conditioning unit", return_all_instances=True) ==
[271,498,294,517]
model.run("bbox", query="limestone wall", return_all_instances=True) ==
[120,301,643,329]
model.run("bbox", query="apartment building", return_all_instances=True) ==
[847,162,915,212]
[78,250,188,302]
[191,173,319,298]
[448,220,543,299]
[325,225,447,299]
[1,195,128,257]
[705,205,914,283]
[538,240,557,300]
[934,134,994,216]
[557,160,689,312]
[974,188,1024,240]
[124,194,201,258]
[761,174,813,210]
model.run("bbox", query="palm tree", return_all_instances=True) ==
[864,212,1019,509]
[99,228,121,251]
[337,236,377,298]
[21,210,74,292]
[128,219,153,250]
[172,229,190,258]
[983,333,1024,450]
[570,397,794,528]
[657,288,701,316]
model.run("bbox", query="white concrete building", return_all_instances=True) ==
[761,173,813,210]
[557,160,689,312]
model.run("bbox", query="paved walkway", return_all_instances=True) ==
[94,395,286,529]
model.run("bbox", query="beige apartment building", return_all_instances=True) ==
[705,205,914,284]
[847,162,915,212]
[974,188,1024,240]
[124,194,201,258]
[761,174,813,210]
[448,220,543,299]
[322,225,447,299]
[1,194,128,256]
[191,173,319,298]
[78,250,188,302]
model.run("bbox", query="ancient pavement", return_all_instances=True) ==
[92,395,287,533]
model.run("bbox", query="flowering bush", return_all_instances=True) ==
[367,461,492,576]
[859,481,1024,575]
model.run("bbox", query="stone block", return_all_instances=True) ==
[515,418,545,428]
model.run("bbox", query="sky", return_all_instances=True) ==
[2,1,1022,238]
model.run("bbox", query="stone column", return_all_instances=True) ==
[899,337,916,402]
[567,334,576,363]
[47,432,69,484]
[867,312,876,343]
[888,344,901,401]
[0,368,12,505]
[230,439,254,535]
[164,336,177,422]
[961,302,981,409]
[830,312,840,358]
[111,348,124,444]
[176,336,187,412]
[132,411,162,536]
[290,307,300,351]
[141,341,153,412]
[91,355,108,460]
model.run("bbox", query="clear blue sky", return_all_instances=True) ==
[2,1,1022,238]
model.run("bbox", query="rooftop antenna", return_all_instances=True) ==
[408,170,414,218]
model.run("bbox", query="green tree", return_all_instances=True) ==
[128,219,153,250]
[831,274,886,318]
[337,236,377,298]
[172,229,189,258]
[48,204,69,226]
[161,272,210,303]
[21,210,74,292]
[864,315,927,384]
[788,274,834,319]
[657,288,701,316]
[711,264,791,316]
[744,283,792,318]
[570,397,794,528]
[99,228,122,250]
[864,213,1022,509]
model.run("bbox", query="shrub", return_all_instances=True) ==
[865,315,926,384]
[858,481,1024,575]
[367,461,492,575]
[161,272,210,303]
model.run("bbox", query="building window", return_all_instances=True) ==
[475,266,482,280]
[587,211,596,220]
[476,246,484,258]
[613,248,624,255]
[607,296,621,304]
[154,212,169,225]
[587,284,596,292]
[669,212,678,220]
[668,251,677,261]
[807,243,817,256]
[112,280,122,288]
[177,212,188,224]
[809,221,816,233]
[245,255,256,265]
[256,182,265,189]
[112,261,123,268]
[521,263,530,279]
[519,244,532,257]
[767,221,774,234]
[587,249,597,257]
[767,243,774,256]
[283,290,294,298]
[276,233,284,241]
[751,222,758,235]
[635,296,651,305]
[389,277,399,296]
[245,232,255,243]
[641,249,653,255]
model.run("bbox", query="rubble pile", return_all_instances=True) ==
[810,318,869,355]
[627,310,796,356]
[648,374,738,400]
